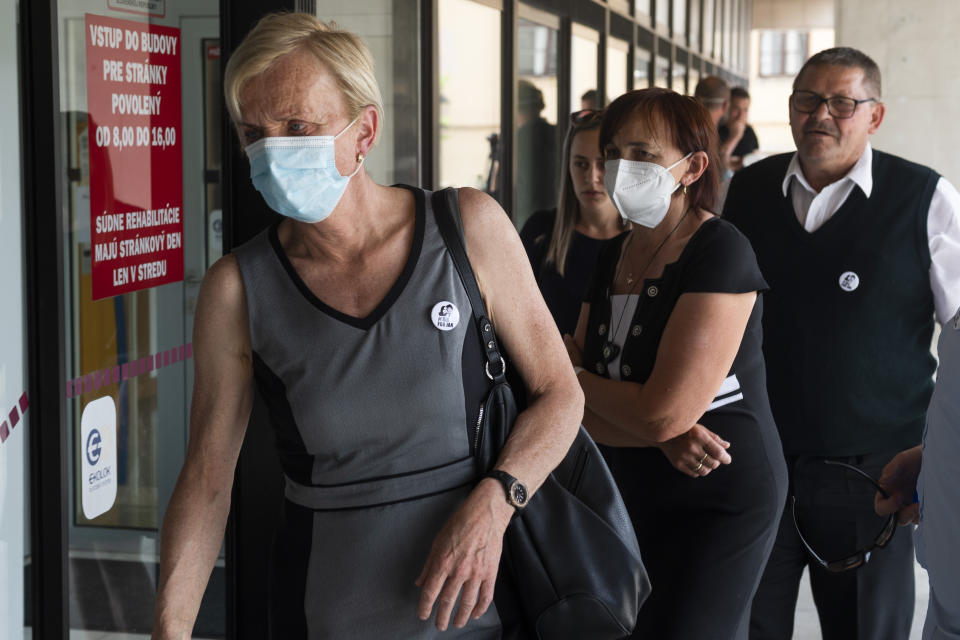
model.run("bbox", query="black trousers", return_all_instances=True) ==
[749,451,915,640]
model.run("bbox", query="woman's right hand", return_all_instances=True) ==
[657,424,732,478]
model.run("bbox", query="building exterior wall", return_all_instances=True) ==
[837,0,960,186]
[747,0,834,156]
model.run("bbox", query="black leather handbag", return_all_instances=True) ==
[431,188,650,640]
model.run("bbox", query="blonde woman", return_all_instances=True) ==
[151,13,582,639]
[520,109,628,336]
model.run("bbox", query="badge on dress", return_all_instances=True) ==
[430,301,460,331]
[838,271,860,292]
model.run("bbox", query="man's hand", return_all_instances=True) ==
[875,445,922,525]
[726,117,747,145]
[415,479,513,630]
[657,423,732,478]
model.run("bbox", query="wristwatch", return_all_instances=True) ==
[485,469,528,511]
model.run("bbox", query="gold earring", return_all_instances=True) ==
[683,184,688,195]
[357,152,364,162]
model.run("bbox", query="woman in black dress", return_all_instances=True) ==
[520,109,628,336]
[565,88,788,639]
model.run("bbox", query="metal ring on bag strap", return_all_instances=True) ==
[485,356,506,381]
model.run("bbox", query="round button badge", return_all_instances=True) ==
[838,271,860,292]
[430,301,460,331]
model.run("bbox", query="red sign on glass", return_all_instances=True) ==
[86,14,183,300]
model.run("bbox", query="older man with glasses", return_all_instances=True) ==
[723,47,960,639]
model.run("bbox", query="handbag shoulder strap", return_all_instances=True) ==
[430,188,507,384]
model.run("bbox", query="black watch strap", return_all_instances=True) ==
[484,469,528,510]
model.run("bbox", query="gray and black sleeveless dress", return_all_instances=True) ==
[234,186,500,639]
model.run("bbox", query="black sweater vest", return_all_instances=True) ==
[724,149,939,456]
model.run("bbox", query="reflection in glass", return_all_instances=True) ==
[319,0,421,189]
[606,37,629,104]
[634,48,652,89]
[58,2,223,634]
[655,54,671,89]
[516,17,559,229]
[439,0,502,202]
[571,24,599,111]
[202,40,222,268]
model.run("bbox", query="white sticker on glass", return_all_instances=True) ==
[80,395,118,520]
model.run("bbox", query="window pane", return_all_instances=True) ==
[571,24,599,110]
[655,54,671,88]
[673,61,688,94]
[673,0,687,44]
[702,0,714,58]
[689,0,701,51]
[321,0,421,188]
[759,30,777,76]
[713,0,723,60]
[606,37,630,104]
[634,47,652,89]
[784,31,808,75]
[689,65,701,95]
[439,0,502,203]
[655,0,669,30]
[57,0,224,634]
[516,16,559,229]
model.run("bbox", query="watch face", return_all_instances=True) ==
[510,482,528,507]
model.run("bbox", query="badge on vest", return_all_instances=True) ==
[431,301,460,331]
[838,271,860,292]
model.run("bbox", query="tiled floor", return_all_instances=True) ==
[792,560,929,639]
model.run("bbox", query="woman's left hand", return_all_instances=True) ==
[416,479,514,631]
[657,423,732,478]
[563,334,583,368]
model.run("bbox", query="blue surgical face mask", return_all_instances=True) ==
[246,116,363,223]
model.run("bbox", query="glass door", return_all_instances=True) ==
[515,5,560,229]
[56,0,223,636]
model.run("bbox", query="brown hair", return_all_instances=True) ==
[599,87,721,214]
[546,111,628,275]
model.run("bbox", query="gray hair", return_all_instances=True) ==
[794,47,882,98]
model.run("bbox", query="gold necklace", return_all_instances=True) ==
[603,207,691,364]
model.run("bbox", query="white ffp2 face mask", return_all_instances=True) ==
[246,116,363,223]
[604,153,692,228]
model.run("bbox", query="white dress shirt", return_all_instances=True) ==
[782,143,960,325]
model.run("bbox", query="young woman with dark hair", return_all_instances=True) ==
[520,109,628,336]
[565,88,788,638]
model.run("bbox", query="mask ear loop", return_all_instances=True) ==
[337,115,365,179]
[668,151,696,192]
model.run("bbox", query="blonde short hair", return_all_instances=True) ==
[224,12,384,144]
